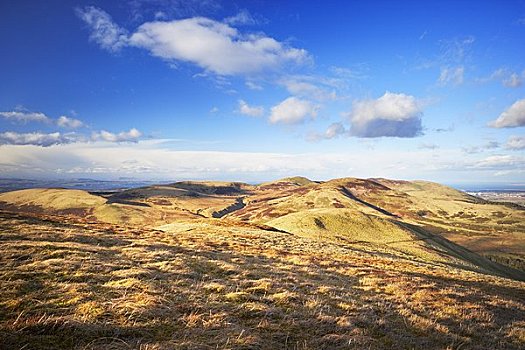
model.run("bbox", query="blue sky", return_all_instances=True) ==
[0,0,524,185]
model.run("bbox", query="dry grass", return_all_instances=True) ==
[1,210,524,349]
[365,179,525,264]
[2,178,523,275]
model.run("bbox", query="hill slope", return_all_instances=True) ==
[0,210,524,349]
[1,176,525,348]
[1,177,523,280]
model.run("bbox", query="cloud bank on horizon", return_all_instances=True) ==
[0,0,524,184]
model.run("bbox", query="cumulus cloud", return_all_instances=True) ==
[438,66,464,86]
[0,132,79,147]
[77,7,308,76]
[76,6,128,52]
[238,100,264,117]
[489,99,525,128]
[345,92,423,138]
[91,128,142,142]
[0,110,51,123]
[128,17,308,75]
[505,135,525,150]
[57,116,84,128]
[269,97,318,124]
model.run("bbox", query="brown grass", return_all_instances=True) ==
[1,210,524,349]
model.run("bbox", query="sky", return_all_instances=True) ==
[0,0,524,186]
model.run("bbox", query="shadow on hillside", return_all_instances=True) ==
[169,182,251,196]
[339,186,399,218]
[395,221,525,282]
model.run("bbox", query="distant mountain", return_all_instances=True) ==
[0,178,169,193]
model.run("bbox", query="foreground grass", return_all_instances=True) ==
[0,210,524,349]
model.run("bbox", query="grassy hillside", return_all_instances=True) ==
[1,177,523,277]
[353,179,525,271]
[1,176,525,349]
[0,211,524,349]
[0,188,106,211]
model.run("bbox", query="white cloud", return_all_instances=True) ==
[1,141,521,183]
[0,110,51,123]
[154,11,167,20]
[324,122,346,139]
[415,36,474,74]
[473,155,522,169]
[269,97,318,124]
[505,135,525,150]
[477,68,524,88]
[224,9,259,26]
[0,127,142,147]
[438,66,464,86]
[345,92,423,138]
[245,81,263,90]
[128,17,308,75]
[489,99,525,128]
[57,116,84,128]
[127,0,220,22]
[76,6,128,52]
[0,132,79,147]
[439,36,475,64]
[1,110,86,129]
[503,73,523,88]
[434,125,454,133]
[238,100,264,117]
[280,77,337,101]
[329,65,369,80]
[462,141,500,154]
[419,143,439,150]
[308,122,347,142]
[91,128,142,142]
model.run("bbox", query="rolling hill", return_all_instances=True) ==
[0,177,524,349]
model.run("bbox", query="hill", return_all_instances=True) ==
[0,176,524,349]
